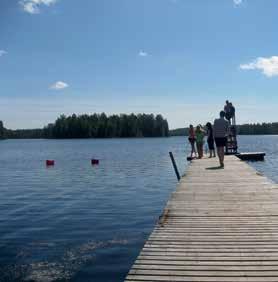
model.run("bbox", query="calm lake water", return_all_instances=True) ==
[0,136,278,282]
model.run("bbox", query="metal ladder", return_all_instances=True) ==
[226,115,238,154]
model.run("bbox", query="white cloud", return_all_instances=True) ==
[0,50,7,57]
[138,51,148,57]
[20,0,58,14]
[233,0,243,5]
[240,56,278,77]
[50,81,69,90]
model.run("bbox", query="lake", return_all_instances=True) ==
[0,136,277,282]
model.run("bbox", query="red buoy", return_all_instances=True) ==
[46,160,55,166]
[91,159,99,165]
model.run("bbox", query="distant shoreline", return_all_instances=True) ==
[2,120,278,139]
[1,134,278,141]
[170,123,278,136]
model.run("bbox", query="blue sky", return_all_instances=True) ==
[1,0,278,129]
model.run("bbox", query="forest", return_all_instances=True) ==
[1,113,169,139]
[0,121,4,139]
[237,123,278,135]
[2,119,278,139]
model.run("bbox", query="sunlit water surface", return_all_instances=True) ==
[0,136,277,282]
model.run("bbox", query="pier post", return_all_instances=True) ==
[169,151,181,181]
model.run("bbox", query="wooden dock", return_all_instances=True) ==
[125,155,278,282]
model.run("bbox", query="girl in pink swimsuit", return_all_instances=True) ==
[188,125,197,158]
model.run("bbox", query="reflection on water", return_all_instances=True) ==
[1,238,132,282]
[0,136,277,281]
[24,239,129,282]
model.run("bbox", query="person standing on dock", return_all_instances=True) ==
[195,125,205,159]
[230,102,236,125]
[188,125,197,158]
[206,122,216,158]
[224,100,232,124]
[214,111,229,168]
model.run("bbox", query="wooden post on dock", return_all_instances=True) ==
[169,152,180,181]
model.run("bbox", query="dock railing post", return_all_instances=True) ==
[169,152,181,181]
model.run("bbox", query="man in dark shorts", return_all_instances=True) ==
[224,100,232,124]
[213,111,229,168]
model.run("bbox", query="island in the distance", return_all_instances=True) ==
[1,113,169,139]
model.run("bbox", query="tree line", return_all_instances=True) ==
[169,122,278,136]
[1,113,169,139]
[0,121,4,139]
[3,119,278,139]
[237,123,278,135]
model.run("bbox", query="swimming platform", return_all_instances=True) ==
[125,155,278,282]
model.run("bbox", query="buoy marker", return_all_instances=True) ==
[91,159,99,165]
[46,160,55,166]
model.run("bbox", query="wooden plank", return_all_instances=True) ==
[132,264,278,270]
[137,254,278,260]
[139,252,278,257]
[129,269,278,276]
[126,275,278,281]
[125,156,278,282]
[134,259,278,266]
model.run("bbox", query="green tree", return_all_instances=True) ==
[0,121,5,139]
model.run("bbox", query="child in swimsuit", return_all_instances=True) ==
[188,125,197,158]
